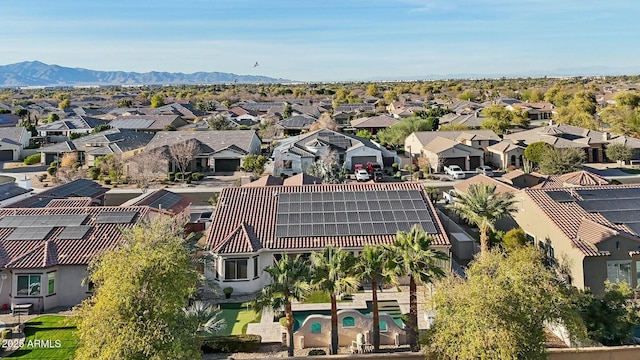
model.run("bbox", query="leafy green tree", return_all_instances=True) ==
[544,84,571,107]
[58,98,71,110]
[383,90,398,103]
[354,244,396,352]
[15,108,28,120]
[501,228,528,251]
[388,225,447,351]
[47,113,59,123]
[524,142,554,164]
[365,84,379,97]
[117,99,132,108]
[600,91,640,136]
[242,155,267,175]
[605,143,633,163]
[311,246,360,355]
[253,255,311,357]
[75,217,208,360]
[206,115,233,130]
[457,89,477,102]
[572,281,640,346]
[151,94,165,108]
[481,105,514,135]
[355,129,372,139]
[447,183,517,255]
[377,116,438,147]
[282,103,293,118]
[555,91,598,129]
[426,247,586,360]
[92,124,111,133]
[438,123,470,131]
[538,147,586,175]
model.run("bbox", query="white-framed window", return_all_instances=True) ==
[47,272,55,295]
[253,256,259,279]
[607,260,632,286]
[17,274,41,296]
[283,160,293,170]
[224,258,248,280]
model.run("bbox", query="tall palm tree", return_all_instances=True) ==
[389,225,448,351]
[354,244,396,352]
[311,245,360,355]
[447,183,517,256]
[252,255,311,357]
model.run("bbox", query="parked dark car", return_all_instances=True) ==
[366,162,382,174]
[373,170,384,182]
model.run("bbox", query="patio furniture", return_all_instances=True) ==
[12,303,32,316]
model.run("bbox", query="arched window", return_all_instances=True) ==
[379,321,388,332]
[311,322,322,334]
[342,317,355,327]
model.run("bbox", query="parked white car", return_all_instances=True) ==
[443,190,458,204]
[355,169,370,181]
[443,165,466,179]
[475,165,494,177]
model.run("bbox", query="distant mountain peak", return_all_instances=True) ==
[0,61,289,87]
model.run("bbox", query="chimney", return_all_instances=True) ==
[17,176,31,191]
[603,132,610,141]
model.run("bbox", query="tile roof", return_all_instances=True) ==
[0,183,30,202]
[523,185,640,257]
[242,175,284,187]
[504,124,608,147]
[109,115,187,131]
[0,126,26,144]
[283,173,322,186]
[453,174,517,195]
[0,205,151,268]
[487,141,524,153]
[6,179,107,208]
[145,130,258,154]
[40,128,155,155]
[278,115,317,129]
[128,189,191,214]
[350,115,400,128]
[411,130,500,147]
[531,170,610,189]
[37,116,109,132]
[45,197,93,208]
[206,182,450,254]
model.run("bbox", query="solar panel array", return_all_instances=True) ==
[275,190,437,238]
[0,214,88,228]
[572,188,640,235]
[49,179,103,198]
[146,192,183,210]
[7,227,54,241]
[547,191,576,203]
[316,131,352,149]
[58,225,92,240]
[95,211,138,224]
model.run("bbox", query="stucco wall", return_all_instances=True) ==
[345,147,382,171]
[293,309,405,349]
[56,265,92,308]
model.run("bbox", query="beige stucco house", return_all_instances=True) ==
[486,141,526,169]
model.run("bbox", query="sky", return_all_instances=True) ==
[1,0,639,82]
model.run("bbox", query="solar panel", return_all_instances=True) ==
[7,227,53,240]
[274,189,438,237]
[602,211,640,224]
[627,223,640,235]
[147,192,183,210]
[95,211,138,224]
[0,214,88,228]
[547,191,576,203]
[420,221,437,233]
[58,225,91,240]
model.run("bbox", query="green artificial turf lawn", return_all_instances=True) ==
[6,315,78,359]
[218,303,261,335]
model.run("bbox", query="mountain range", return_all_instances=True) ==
[0,61,288,87]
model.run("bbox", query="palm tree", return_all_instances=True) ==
[354,244,396,352]
[389,225,448,351]
[310,246,360,355]
[447,183,517,256]
[252,255,311,357]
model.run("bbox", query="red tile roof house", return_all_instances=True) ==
[205,182,450,295]
[513,184,640,295]
[0,205,161,313]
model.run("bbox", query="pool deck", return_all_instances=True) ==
[246,286,432,343]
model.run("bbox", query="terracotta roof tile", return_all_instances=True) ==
[207,182,450,253]
[45,197,94,208]
[243,175,284,187]
[453,174,517,195]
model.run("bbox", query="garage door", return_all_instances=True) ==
[0,150,13,161]
[44,153,57,165]
[443,157,465,169]
[351,156,377,171]
[469,156,481,170]
[215,159,241,172]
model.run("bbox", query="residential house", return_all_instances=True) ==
[239,102,286,116]
[37,116,109,142]
[272,129,400,176]
[438,111,485,129]
[503,123,624,163]
[39,128,155,166]
[226,107,260,127]
[148,102,204,121]
[108,115,188,133]
[276,115,318,136]
[144,130,261,173]
[506,102,554,122]
[0,203,177,312]
[530,170,610,190]
[405,130,500,171]
[513,184,640,295]
[350,115,400,135]
[6,179,108,208]
[0,126,31,161]
[205,182,451,294]
[0,114,20,128]
[0,181,32,207]
[486,141,526,169]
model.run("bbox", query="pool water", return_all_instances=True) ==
[291,300,403,331]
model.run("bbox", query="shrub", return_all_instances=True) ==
[103,179,112,185]
[1,329,11,339]
[23,153,41,165]
[279,317,287,327]
[184,172,193,181]
[392,162,399,171]
[192,173,204,181]
[394,171,402,179]
[401,175,408,181]
[308,349,327,356]
[72,161,81,170]
[175,173,184,181]
[223,287,234,295]
[167,172,175,182]
[50,161,58,168]
[89,167,101,180]
[37,174,47,182]
[200,334,262,353]
[46,166,56,176]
